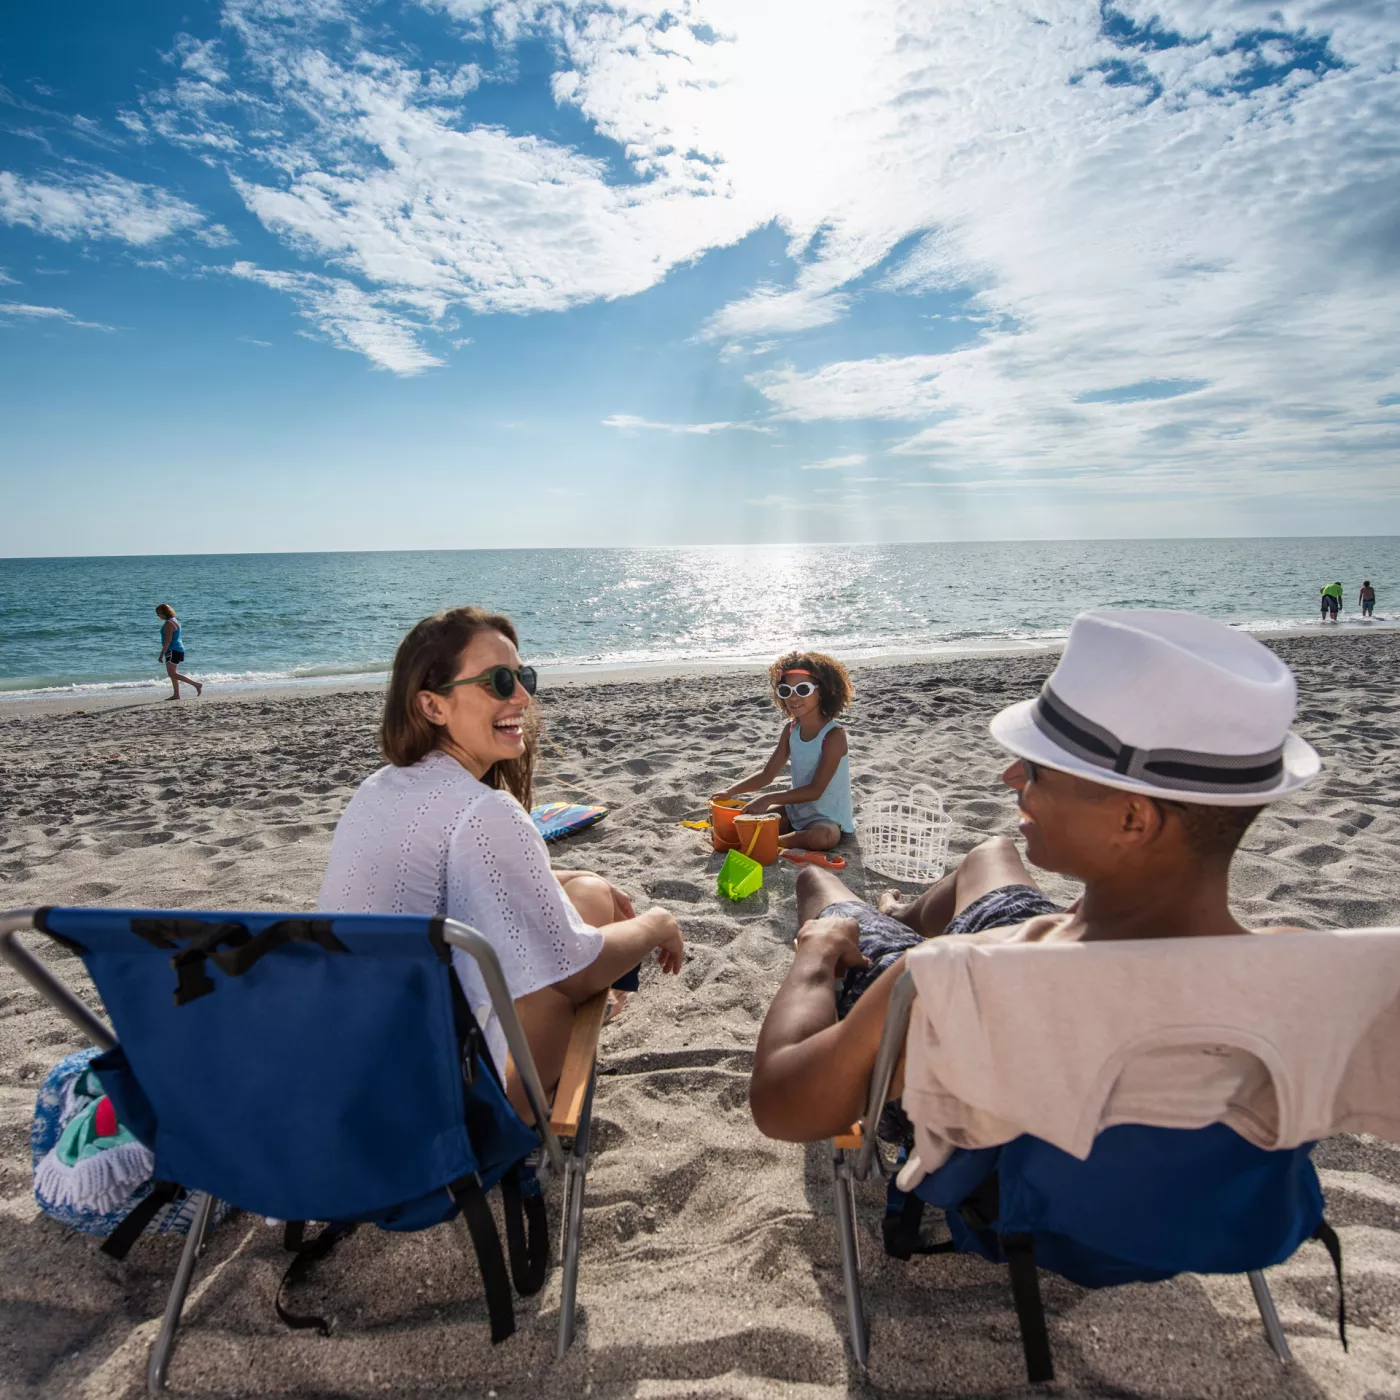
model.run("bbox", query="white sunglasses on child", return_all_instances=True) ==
[776,681,818,698]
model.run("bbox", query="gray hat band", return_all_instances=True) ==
[1032,686,1286,795]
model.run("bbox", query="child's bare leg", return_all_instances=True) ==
[779,820,841,851]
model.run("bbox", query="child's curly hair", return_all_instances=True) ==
[768,651,853,721]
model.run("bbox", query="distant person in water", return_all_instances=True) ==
[155,603,202,700]
[1360,580,1376,617]
[1320,581,1343,622]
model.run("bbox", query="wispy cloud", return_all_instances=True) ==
[700,285,850,344]
[800,453,868,470]
[603,413,773,435]
[0,267,15,284]
[0,301,113,331]
[753,357,943,421]
[227,262,442,374]
[0,169,229,247]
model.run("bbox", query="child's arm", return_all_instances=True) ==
[742,726,848,813]
[714,728,791,801]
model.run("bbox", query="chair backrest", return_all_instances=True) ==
[35,907,536,1224]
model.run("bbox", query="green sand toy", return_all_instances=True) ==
[717,848,763,901]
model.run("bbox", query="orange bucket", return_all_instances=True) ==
[709,796,745,852]
[733,813,781,866]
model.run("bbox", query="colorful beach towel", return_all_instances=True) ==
[530,802,608,842]
[32,1047,232,1239]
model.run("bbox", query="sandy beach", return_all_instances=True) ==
[2,631,1399,1399]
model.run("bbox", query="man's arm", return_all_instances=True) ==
[749,916,909,1141]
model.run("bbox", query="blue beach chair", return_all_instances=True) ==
[0,905,610,1391]
[828,972,1346,1382]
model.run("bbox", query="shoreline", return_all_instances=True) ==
[3,620,1397,720]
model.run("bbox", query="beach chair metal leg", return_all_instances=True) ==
[0,913,117,1051]
[147,1191,215,1393]
[556,1065,596,1358]
[832,1145,868,1369]
[1248,1269,1291,1362]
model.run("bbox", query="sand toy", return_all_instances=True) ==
[779,849,847,871]
[858,785,952,883]
[717,848,763,901]
[732,812,781,866]
[709,796,746,852]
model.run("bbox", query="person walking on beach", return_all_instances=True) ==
[155,603,202,700]
[1320,582,1343,622]
[713,651,856,854]
[1360,580,1376,617]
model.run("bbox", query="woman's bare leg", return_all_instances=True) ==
[560,873,631,1019]
[506,983,577,1122]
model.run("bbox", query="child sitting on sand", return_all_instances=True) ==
[713,651,856,852]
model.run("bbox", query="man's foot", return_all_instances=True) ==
[876,890,908,918]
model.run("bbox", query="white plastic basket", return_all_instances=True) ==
[858,784,953,884]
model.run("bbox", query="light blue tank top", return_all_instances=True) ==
[164,620,183,654]
[785,718,855,834]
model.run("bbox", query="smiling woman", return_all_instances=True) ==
[318,606,687,1118]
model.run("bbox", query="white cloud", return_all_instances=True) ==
[0,169,228,247]
[602,413,771,435]
[0,268,15,284]
[700,284,850,343]
[81,0,1400,505]
[753,356,942,421]
[0,302,114,330]
[800,453,867,470]
[228,261,443,373]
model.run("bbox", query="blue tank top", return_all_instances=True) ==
[164,621,183,654]
[785,719,855,833]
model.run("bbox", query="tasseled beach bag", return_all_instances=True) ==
[31,1048,231,1241]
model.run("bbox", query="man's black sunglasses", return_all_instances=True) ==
[438,665,538,700]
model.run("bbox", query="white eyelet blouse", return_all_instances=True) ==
[318,749,604,1072]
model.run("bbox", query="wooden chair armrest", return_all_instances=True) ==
[548,990,609,1137]
[833,1123,863,1151]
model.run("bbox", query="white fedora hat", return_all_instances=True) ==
[989,609,1320,806]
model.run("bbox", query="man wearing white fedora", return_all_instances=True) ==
[750,607,1322,1143]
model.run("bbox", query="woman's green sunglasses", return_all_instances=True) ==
[438,665,538,700]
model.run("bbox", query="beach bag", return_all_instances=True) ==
[31,1048,233,1253]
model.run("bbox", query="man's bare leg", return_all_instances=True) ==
[876,836,1040,937]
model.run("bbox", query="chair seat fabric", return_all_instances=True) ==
[913,1123,1323,1288]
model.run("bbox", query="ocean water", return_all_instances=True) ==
[0,539,1394,699]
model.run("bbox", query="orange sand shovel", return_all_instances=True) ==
[779,849,847,871]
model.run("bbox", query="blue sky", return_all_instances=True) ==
[3,0,1399,555]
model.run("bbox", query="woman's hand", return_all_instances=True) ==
[644,907,685,975]
[793,916,867,977]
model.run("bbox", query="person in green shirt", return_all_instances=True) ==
[1320,581,1343,621]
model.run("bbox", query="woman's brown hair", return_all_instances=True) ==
[380,606,536,808]
[155,603,175,619]
[768,650,853,721]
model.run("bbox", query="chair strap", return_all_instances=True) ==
[275,1221,359,1334]
[160,917,348,1005]
[100,1179,182,1260]
[500,1165,550,1296]
[1312,1219,1347,1351]
[449,1175,516,1344]
[1002,1232,1055,1384]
